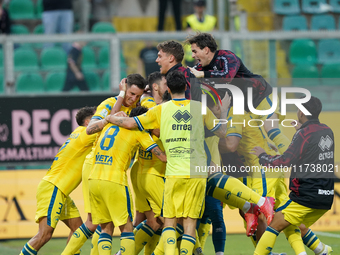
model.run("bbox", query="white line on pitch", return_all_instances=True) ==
[314,232,340,238]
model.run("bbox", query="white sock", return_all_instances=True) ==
[298,252,307,255]
[216,252,224,255]
[314,242,324,254]
[257,197,266,207]
[242,202,251,213]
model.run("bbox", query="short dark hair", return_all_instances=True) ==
[127,73,147,90]
[157,41,184,63]
[76,106,96,126]
[147,71,164,93]
[166,71,186,94]
[186,33,218,53]
[301,96,322,120]
[162,90,172,102]
[129,106,148,117]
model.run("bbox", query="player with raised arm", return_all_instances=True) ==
[20,107,97,255]
[61,74,146,255]
[187,32,291,155]
[252,96,334,255]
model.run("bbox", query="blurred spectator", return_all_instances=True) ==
[158,0,182,31]
[138,41,159,77]
[92,0,121,22]
[0,0,10,34]
[184,0,216,66]
[73,0,91,32]
[63,41,89,92]
[42,0,74,52]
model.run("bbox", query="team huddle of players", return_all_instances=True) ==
[20,33,334,255]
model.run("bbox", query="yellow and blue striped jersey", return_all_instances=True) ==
[226,107,278,166]
[84,96,137,164]
[43,126,96,196]
[89,123,158,185]
[137,135,166,177]
[140,96,157,109]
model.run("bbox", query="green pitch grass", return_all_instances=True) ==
[1,232,339,255]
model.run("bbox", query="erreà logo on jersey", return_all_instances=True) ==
[318,135,333,151]
[172,110,193,130]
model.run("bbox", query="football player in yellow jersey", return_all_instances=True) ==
[61,74,147,255]
[89,106,167,255]
[129,72,169,254]
[105,71,229,255]
[19,107,96,255]
[130,72,167,231]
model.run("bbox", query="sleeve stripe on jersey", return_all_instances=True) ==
[227,133,242,139]
[133,117,144,131]
[146,143,157,151]
[91,116,103,120]
[210,122,221,132]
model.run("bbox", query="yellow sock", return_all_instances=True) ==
[193,229,203,254]
[153,234,164,255]
[98,233,112,255]
[254,226,279,255]
[145,229,161,255]
[120,232,135,255]
[91,226,101,255]
[302,229,324,253]
[284,225,306,255]
[162,227,177,255]
[198,220,211,251]
[133,220,146,235]
[267,128,290,154]
[180,234,196,255]
[62,223,94,255]
[208,174,262,204]
[21,243,37,255]
[134,223,155,254]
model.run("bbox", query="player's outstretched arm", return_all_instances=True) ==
[151,146,167,163]
[105,114,138,129]
[86,118,108,135]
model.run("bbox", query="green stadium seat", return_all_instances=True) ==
[330,0,340,13]
[91,22,116,47]
[99,47,109,68]
[318,39,340,64]
[14,48,39,70]
[311,15,335,30]
[302,0,328,14]
[82,46,97,70]
[35,0,43,19]
[32,24,44,48]
[33,24,44,34]
[274,0,300,15]
[9,0,35,20]
[92,22,116,33]
[289,39,317,65]
[292,65,319,86]
[0,73,4,94]
[41,47,67,70]
[321,63,340,86]
[84,71,101,91]
[282,15,307,31]
[16,73,44,93]
[11,24,30,34]
[45,72,66,92]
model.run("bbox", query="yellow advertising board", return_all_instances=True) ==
[1,112,339,239]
